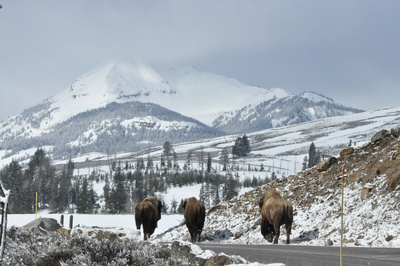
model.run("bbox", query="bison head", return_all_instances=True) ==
[157,200,163,220]
[258,196,265,209]
[263,224,275,243]
[183,199,188,211]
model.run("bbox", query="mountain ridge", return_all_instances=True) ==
[0,60,364,161]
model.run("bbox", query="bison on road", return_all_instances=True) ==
[259,188,293,244]
[183,197,205,242]
[135,197,163,240]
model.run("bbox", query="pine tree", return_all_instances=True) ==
[199,182,210,209]
[220,149,229,171]
[57,159,73,212]
[199,148,204,172]
[223,174,239,201]
[146,155,153,171]
[242,134,251,155]
[271,171,277,181]
[170,196,178,214]
[0,161,24,213]
[173,152,179,171]
[307,142,321,168]
[212,184,220,206]
[308,142,316,168]
[76,178,89,213]
[103,179,111,212]
[207,153,212,173]
[186,150,193,171]
[88,184,99,212]
[232,135,251,157]
[302,156,308,170]
[232,137,241,157]
[110,167,128,213]
[163,141,173,170]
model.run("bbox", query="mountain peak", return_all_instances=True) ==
[68,61,175,99]
[297,91,335,104]
[105,61,176,97]
[44,61,177,127]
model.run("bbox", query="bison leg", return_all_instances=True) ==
[143,221,155,241]
[135,216,141,230]
[191,228,197,242]
[143,224,149,240]
[285,223,292,244]
[197,229,202,242]
[273,224,280,244]
[186,223,196,242]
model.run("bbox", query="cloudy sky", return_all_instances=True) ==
[0,1,399,121]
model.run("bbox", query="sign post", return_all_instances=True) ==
[340,167,345,266]
[35,192,38,220]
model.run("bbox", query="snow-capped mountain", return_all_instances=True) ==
[0,61,362,160]
[0,101,222,161]
[213,91,362,134]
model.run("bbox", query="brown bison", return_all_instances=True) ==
[183,197,206,242]
[135,197,163,240]
[259,188,293,244]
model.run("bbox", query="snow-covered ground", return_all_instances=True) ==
[7,212,282,265]
[8,212,184,239]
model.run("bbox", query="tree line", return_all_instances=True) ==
[0,140,273,214]
[0,149,98,214]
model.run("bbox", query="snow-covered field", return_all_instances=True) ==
[8,213,184,240]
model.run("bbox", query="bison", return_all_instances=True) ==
[135,197,163,240]
[183,197,205,242]
[259,188,293,244]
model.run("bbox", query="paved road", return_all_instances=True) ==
[198,243,400,266]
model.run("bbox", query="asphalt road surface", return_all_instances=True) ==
[198,243,400,266]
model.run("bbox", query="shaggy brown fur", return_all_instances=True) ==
[259,188,293,244]
[135,197,163,240]
[183,197,206,242]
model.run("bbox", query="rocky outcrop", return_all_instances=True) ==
[169,241,246,265]
[316,157,338,172]
[339,148,354,157]
[22,218,61,232]
[371,129,388,142]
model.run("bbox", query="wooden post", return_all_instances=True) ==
[69,215,73,229]
[35,192,38,220]
[340,167,345,266]
[0,181,10,261]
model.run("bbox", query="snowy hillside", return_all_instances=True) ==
[0,101,223,162]
[213,91,362,133]
[157,126,400,248]
[8,105,391,220]
[55,106,400,175]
